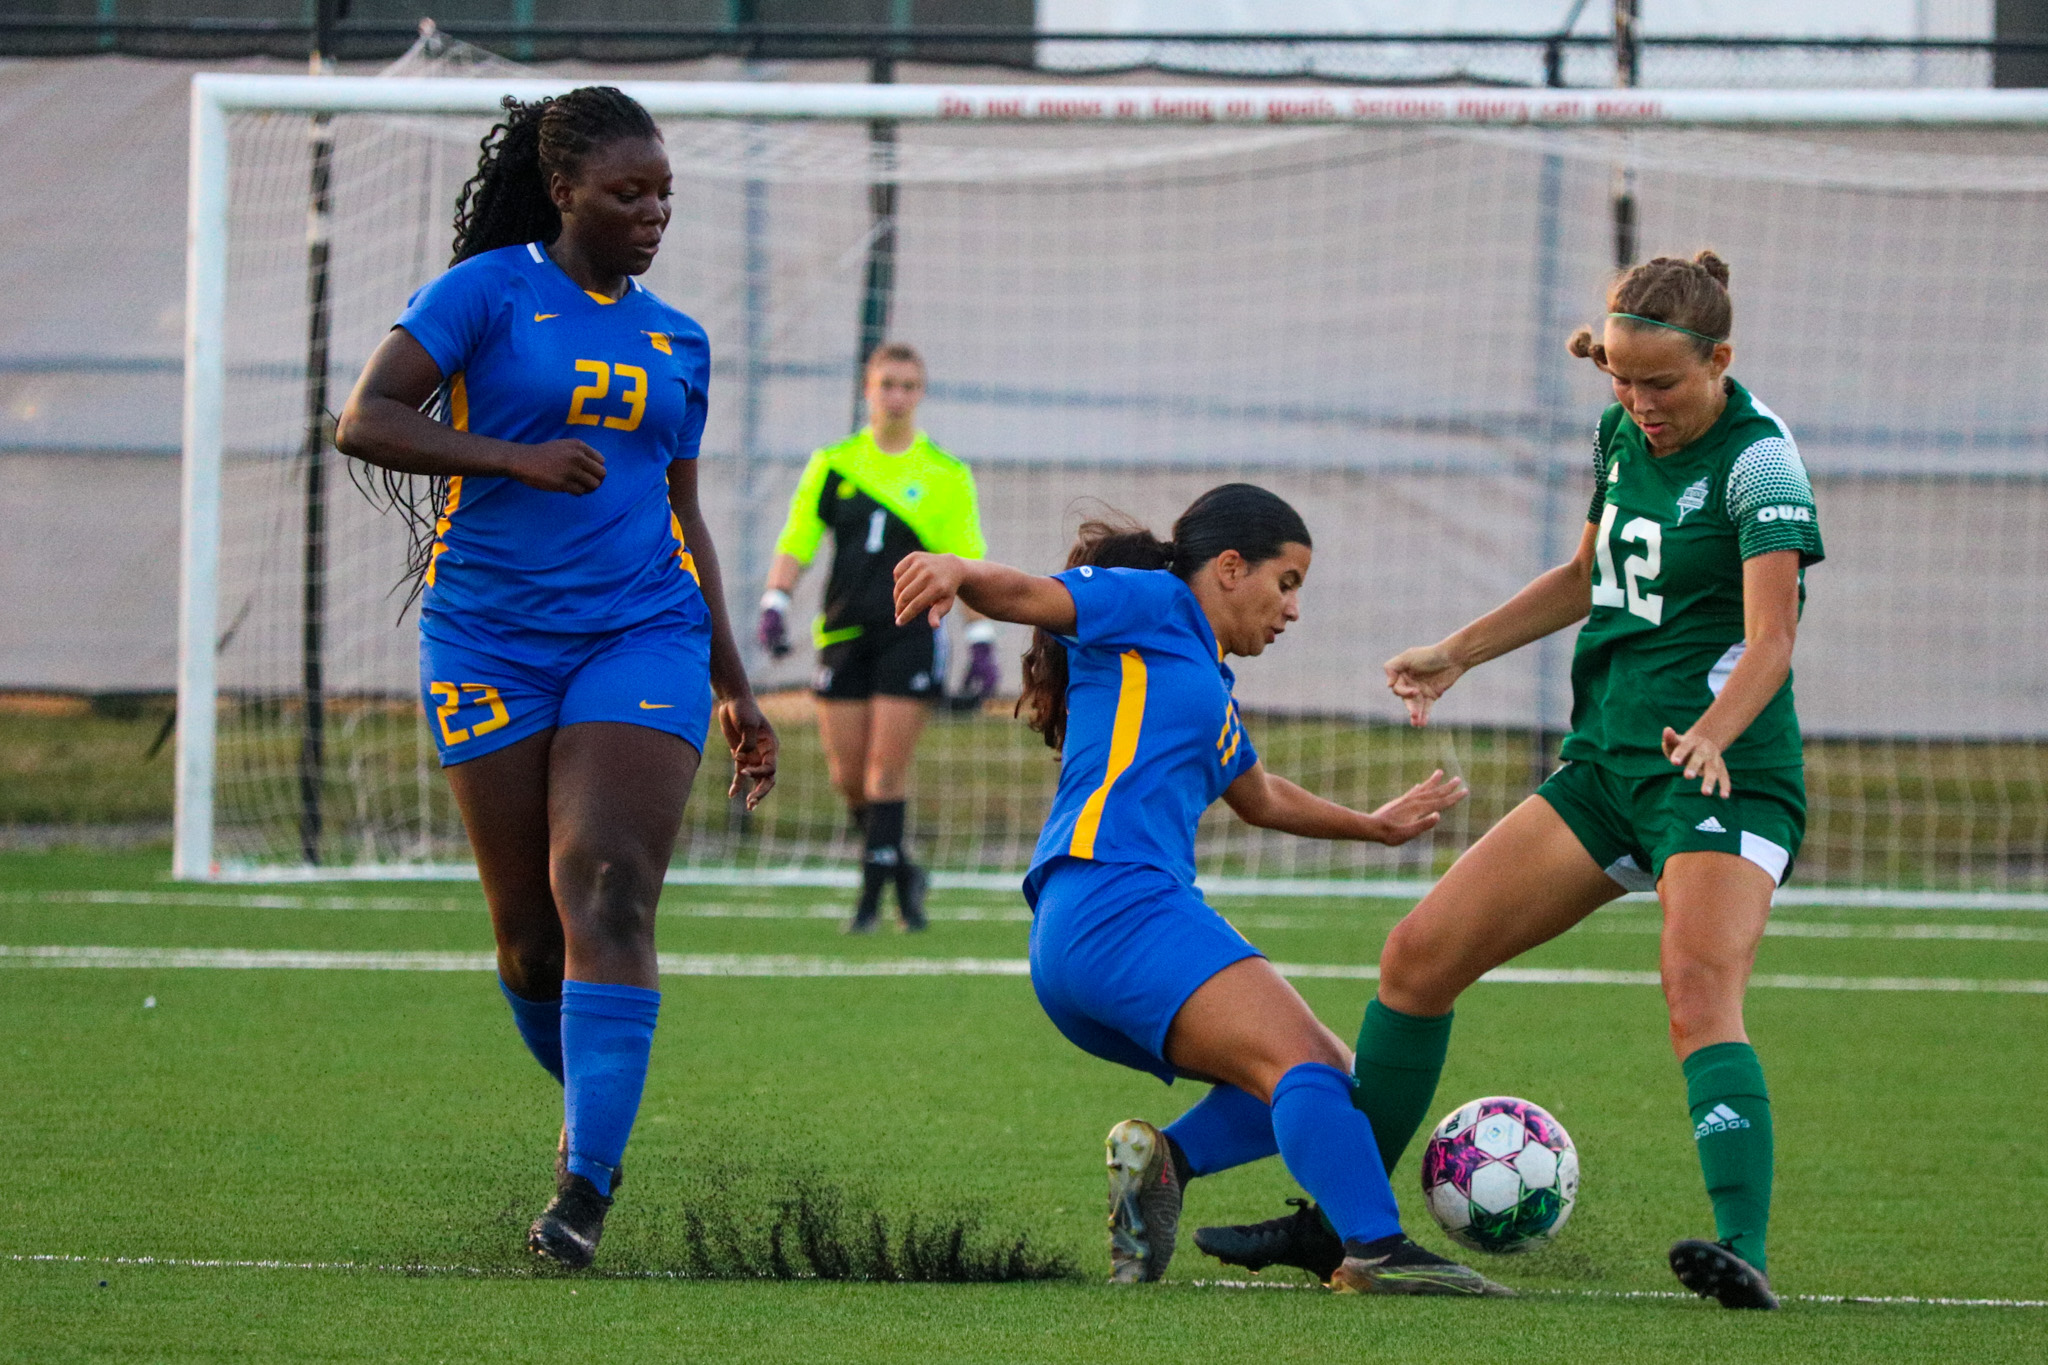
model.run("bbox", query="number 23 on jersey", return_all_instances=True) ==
[565,359,646,432]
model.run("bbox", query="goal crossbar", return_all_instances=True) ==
[192,73,2048,124]
[177,74,2048,890]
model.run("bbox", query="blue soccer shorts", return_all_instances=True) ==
[1026,856,1263,1084]
[418,601,714,766]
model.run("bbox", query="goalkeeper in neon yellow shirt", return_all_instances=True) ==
[759,343,992,931]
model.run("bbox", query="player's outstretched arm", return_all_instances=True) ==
[1661,548,1801,799]
[336,327,606,495]
[668,460,778,809]
[1223,764,1467,845]
[892,553,1077,635]
[1385,520,1601,726]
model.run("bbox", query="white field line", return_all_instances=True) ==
[15,891,2048,940]
[1,890,484,913]
[5,945,2048,994]
[1193,1279,2048,1308]
[193,864,2048,911]
[1586,920,2048,943]
[11,1255,2044,1307]
[1,890,1039,923]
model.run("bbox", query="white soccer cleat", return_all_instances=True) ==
[1105,1118,1183,1283]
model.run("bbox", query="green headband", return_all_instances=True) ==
[1608,312,1726,344]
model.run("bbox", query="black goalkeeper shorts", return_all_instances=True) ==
[813,622,946,702]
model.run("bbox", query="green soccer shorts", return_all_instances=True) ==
[1536,759,1806,892]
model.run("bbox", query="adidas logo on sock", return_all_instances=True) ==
[1695,1102,1751,1138]
[1694,816,1728,834]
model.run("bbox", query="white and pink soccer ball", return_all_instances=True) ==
[1420,1096,1580,1254]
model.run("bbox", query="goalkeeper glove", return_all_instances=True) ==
[962,620,1000,699]
[758,588,793,659]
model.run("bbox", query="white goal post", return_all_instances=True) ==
[179,75,2048,899]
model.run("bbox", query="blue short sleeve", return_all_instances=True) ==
[1228,724,1260,783]
[1217,695,1260,785]
[667,324,710,462]
[1054,567,1184,651]
[395,259,502,380]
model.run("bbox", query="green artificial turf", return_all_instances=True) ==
[7,699,2045,888]
[3,849,2046,1362]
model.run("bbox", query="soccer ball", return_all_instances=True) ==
[1420,1096,1579,1254]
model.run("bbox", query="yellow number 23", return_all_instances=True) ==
[565,359,647,432]
[429,683,510,746]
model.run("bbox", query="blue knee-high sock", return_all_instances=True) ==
[1269,1062,1402,1246]
[499,978,565,1084]
[560,980,661,1197]
[1164,1084,1279,1178]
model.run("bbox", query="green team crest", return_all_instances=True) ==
[1675,477,1710,525]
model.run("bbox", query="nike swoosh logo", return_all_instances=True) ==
[533,312,559,322]
[638,701,674,710]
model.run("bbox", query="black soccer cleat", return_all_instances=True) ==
[1193,1198,1346,1281]
[528,1171,613,1270]
[896,864,930,932]
[1329,1234,1515,1297]
[1670,1238,1780,1309]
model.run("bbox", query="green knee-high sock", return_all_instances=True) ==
[1351,998,1455,1175]
[1683,1041,1774,1275]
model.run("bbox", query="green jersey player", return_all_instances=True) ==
[1195,251,1821,1309]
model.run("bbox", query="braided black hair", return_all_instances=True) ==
[451,86,661,264]
[357,87,663,616]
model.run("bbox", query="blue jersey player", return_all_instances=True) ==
[892,484,1509,1296]
[337,88,777,1270]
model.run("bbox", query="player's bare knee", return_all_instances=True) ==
[1378,919,1464,1014]
[1235,1029,1350,1101]
[1299,1029,1351,1074]
[558,852,661,951]
[497,941,565,999]
[1660,958,1740,1037]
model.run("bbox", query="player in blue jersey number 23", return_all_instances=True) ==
[337,88,777,1270]
[893,484,1511,1296]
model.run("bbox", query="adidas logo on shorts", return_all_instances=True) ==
[1695,1103,1750,1139]
[1694,816,1728,834]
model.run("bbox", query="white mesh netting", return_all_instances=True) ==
[203,91,2048,891]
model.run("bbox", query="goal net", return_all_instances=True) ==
[180,75,2048,899]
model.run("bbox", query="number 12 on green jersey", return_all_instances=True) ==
[1592,504,1664,625]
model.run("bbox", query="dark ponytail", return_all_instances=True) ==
[450,85,660,264]
[1017,485,1311,751]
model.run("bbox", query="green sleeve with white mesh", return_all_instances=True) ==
[772,449,832,564]
[1586,405,1624,524]
[1726,437,1826,565]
